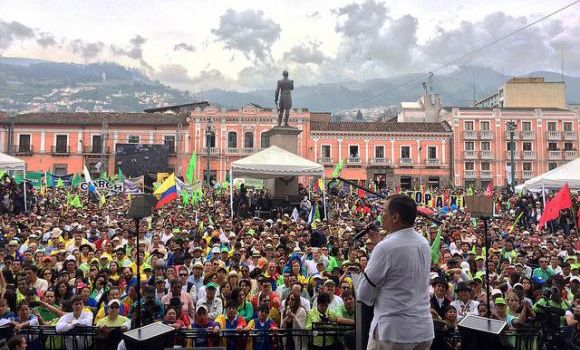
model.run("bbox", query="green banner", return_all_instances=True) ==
[14,171,44,189]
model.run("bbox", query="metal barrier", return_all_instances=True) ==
[11,324,354,350]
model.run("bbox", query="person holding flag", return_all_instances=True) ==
[154,173,178,209]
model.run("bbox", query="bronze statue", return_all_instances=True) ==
[275,70,294,126]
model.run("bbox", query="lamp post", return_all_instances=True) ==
[507,122,516,192]
[205,119,213,187]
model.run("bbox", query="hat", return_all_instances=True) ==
[432,277,448,288]
[221,247,230,253]
[323,279,336,286]
[492,289,503,296]
[292,247,302,253]
[430,272,439,280]
[228,271,239,278]
[192,261,203,268]
[494,297,507,306]
[475,256,485,261]
[8,240,18,246]
[108,299,121,307]
[155,276,165,283]
[206,282,219,290]
[513,283,524,289]
[570,276,580,283]
[196,304,208,313]
[455,282,471,292]
[211,247,220,254]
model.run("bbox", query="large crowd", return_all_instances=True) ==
[0,180,579,350]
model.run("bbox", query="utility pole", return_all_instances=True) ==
[507,121,516,192]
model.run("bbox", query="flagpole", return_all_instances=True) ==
[322,175,327,221]
[542,184,547,230]
[229,169,234,218]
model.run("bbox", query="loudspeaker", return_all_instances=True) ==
[123,323,175,350]
[128,194,157,219]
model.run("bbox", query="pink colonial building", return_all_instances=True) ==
[441,107,580,188]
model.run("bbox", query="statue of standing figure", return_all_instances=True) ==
[275,70,294,126]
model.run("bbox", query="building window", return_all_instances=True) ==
[244,132,254,149]
[400,146,410,159]
[260,133,269,148]
[564,122,573,132]
[427,146,436,159]
[481,141,490,151]
[465,142,474,151]
[523,142,532,151]
[206,131,216,148]
[465,162,474,170]
[227,132,237,149]
[564,142,574,151]
[523,162,532,171]
[53,164,68,176]
[164,135,176,154]
[522,121,532,131]
[481,162,491,171]
[92,135,102,153]
[464,121,474,130]
[349,145,360,158]
[547,122,557,132]
[128,135,140,144]
[55,135,68,153]
[548,142,558,151]
[506,142,515,151]
[18,134,31,153]
[375,146,385,159]
[321,145,331,158]
[480,121,490,131]
[548,163,558,170]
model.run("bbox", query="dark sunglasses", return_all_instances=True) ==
[109,305,120,309]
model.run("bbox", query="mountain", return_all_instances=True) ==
[1,57,578,115]
[0,57,193,114]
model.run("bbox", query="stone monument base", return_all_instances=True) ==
[263,126,302,200]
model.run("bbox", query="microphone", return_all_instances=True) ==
[351,221,381,242]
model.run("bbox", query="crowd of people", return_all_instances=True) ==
[0,181,578,350]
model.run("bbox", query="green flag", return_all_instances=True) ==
[509,212,524,233]
[56,178,65,188]
[331,159,345,178]
[71,195,83,208]
[182,190,190,206]
[208,215,214,226]
[100,172,108,180]
[117,168,124,184]
[186,152,197,184]
[466,187,474,196]
[431,227,442,264]
[72,174,81,188]
[313,204,321,221]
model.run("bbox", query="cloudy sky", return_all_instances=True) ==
[1,0,579,92]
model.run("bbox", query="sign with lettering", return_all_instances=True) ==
[80,179,123,193]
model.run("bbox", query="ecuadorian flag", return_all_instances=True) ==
[153,173,177,208]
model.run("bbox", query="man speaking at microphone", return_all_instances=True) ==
[357,194,434,350]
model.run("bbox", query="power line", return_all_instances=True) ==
[353,0,580,107]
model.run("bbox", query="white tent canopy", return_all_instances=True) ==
[517,157,580,191]
[231,145,324,179]
[0,153,26,172]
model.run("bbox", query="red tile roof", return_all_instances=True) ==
[4,112,188,125]
[310,121,451,133]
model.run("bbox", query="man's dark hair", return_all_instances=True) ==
[386,194,417,225]
[317,292,330,305]
[226,299,237,309]
[258,304,270,313]
[71,295,83,304]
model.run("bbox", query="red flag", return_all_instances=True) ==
[313,180,319,192]
[417,206,435,216]
[538,183,572,227]
[485,182,493,197]
[577,207,580,230]
[358,188,366,199]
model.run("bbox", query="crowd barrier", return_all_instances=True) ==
[10,324,572,350]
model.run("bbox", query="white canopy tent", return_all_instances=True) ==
[0,153,27,211]
[516,158,580,192]
[230,145,325,217]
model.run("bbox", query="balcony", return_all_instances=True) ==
[200,147,220,155]
[241,148,257,154]
[521,131,535,140]
[226,147,241,154]
[505,150,520,159]
[399,158,413,165]
[479,130,493,140]
[318,157,334,165]
[464,150,478,159]
[505,131,520,140]
[547,150,562,160]
[480,170,493,179]
[564,150,577,160]
[464,170,477,179]
[523,170,534,179]
[480,150,494,159]
[347,156,361,164]
[369,157,391,165]
[51,146,70,156]
[546,131,561,140]
[83,146,111,154]
[425,158,440,166]
[563,131,577,141]
[13,145,33,156]
[522,150,536,160]
[463,130,477,140]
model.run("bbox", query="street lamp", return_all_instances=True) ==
[507,121,516,192]
[205,119,213,187]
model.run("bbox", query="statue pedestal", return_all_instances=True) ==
[263,126,302,200]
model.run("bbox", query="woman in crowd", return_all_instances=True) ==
[281,291,307,350]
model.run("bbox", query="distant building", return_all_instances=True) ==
[397,94,442,122]
[473,77,566,109]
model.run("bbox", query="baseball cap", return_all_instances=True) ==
[108,299,121,307]
[494,297,506,306]
[196,304,208,313]
[206,282,219,290]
